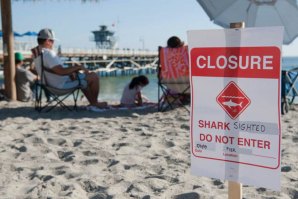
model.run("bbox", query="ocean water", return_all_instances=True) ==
[0,57,297,103]
[99,74,158,102]
[0,72,158,103]
[282,56,298,70]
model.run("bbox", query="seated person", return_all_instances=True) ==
[158,36,190,106]
[167,36,184,48]
[32,28,107,109]
[164,35,189,95]
[120,75,149,107]
[15,52,38,102]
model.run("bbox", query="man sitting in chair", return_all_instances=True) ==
[32,28,107,109]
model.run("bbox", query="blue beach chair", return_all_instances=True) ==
[281,66,298,114]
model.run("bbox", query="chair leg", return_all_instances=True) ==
[72,89,80,111]
[35,83,43,112]
[158,84,190,113]
[34,86,81,113]
[46,94,74,112]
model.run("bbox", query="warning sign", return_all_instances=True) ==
[188,27,283,191]
[216,81,251,119]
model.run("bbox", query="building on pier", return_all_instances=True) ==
[91,25,116,49]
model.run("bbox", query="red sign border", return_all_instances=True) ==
[190,46,281,79]
[190,48,282,170]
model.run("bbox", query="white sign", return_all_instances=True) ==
[188,27,283,191]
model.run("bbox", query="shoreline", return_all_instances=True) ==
[0,101,297,198]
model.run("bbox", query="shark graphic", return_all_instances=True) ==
[222,99,243,108]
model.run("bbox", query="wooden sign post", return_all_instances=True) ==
[227,21,245,199]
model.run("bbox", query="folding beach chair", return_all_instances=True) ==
[281,66,298,114]
[34,51,82,112]
[158,46,190,112]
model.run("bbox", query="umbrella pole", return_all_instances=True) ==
[1,0,16,100]
[227,22,245,199]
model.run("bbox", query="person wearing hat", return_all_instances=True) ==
[15,52,38,102]
[32,28,107,109]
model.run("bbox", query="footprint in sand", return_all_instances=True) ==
[29,136,44,144]
[80,159,99,166]
[256,187,266,193]
[281,165,292,172]
[23,133,33,138]
[58,131,73,136]
[124,164,136,170]
[82,151,97,156]
[180,124,189,130]
[80,180,107,193]
[57,151,75,162]
[11,145,27,152]
[112,142,129,151]
[47,138,67,146]
[173,192,200,199]
[163,140,175,148]
[288,188,298,199]
[54,166,69,175]
[292,136,298,142]
[73,139,83,147]
[213,179,223,186]
[213,179,225,189]
[107,159,119,167]
[90,130,101,134]
[145,175,179,184]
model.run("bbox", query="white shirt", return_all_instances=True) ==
[120,84,141,105]
[34,48,68,89]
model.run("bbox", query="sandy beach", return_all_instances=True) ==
[0,101,297,199]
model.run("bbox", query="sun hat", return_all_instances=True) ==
[37,28,58,40]
[15,52,24,61]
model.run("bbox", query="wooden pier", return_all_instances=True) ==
[62,48,158,76]
[0,46,159,76]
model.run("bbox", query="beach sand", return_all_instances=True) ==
[0,101,297,199]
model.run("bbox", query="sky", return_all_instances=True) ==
[8,0,298,56]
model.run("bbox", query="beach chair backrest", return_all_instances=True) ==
[159,46,189,80]
[157,46,190,112]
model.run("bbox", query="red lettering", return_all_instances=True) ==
[237,137,270,149]
[191,47,280,79]
[215,135,234,144]
[200,133,212,142]
[197,120,230,130]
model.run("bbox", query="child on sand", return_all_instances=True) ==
[120,75,149,107]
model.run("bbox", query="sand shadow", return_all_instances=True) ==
[173,192,200,199]
[0,105,158,120]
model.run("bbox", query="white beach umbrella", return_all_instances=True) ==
[196,0,298,44]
